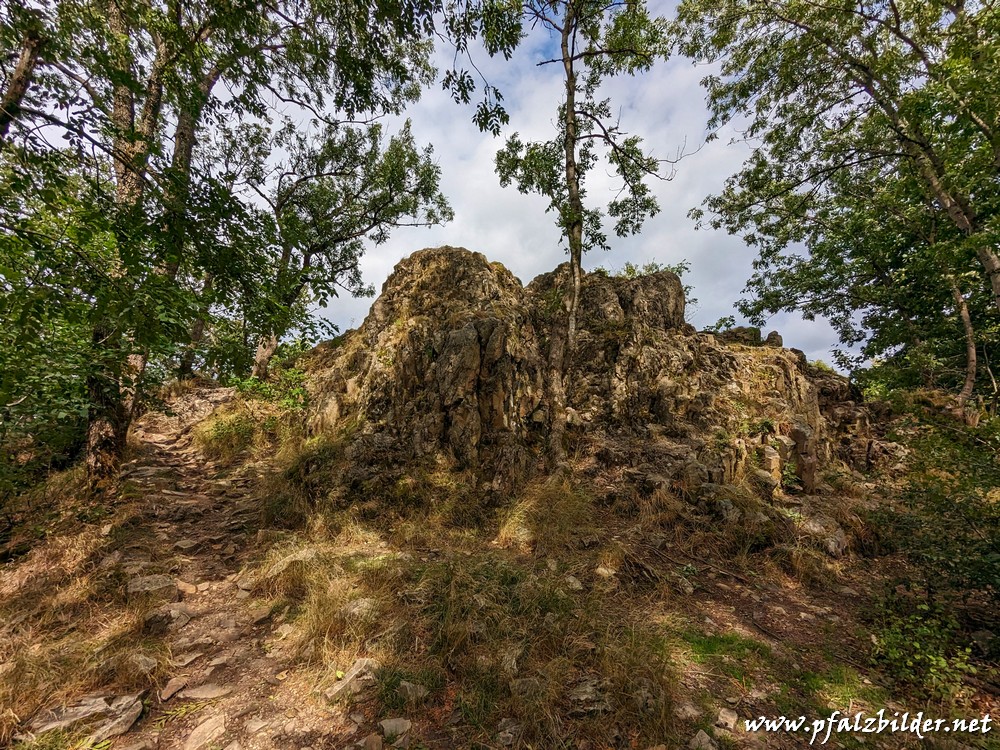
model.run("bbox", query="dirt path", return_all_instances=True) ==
[110,387,359,750]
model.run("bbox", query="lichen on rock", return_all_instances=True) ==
[302,246,876,512]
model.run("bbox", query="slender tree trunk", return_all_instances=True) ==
[85,325,128,487]
[546,326,568,466]
[179,274,214,379]
[0,29,43,146]
[163,65,221,278]
[251,334,280,380]
[539,5,582,468]
[976,246,1000,317]
[948,278,977,411]
[86,0,168,486]
[560,11,583,352]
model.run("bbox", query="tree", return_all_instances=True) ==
[732,154,994,405]
[483,0,669,459]
[189,119,452,380]
[0,0,448,486]
[674,0,1000,324]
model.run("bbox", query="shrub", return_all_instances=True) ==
[871,597,975,702]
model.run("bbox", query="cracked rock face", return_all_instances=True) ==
[304,246,874,499]
[308,247,548,491]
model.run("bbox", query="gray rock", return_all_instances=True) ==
[263,548,317,579]
[565,575,584,591]
[244,718,268,734]
[397,680,429,702]
[29,693,144,739]
[752,468,779,498]
[324,657,379,702]
[673,702,701,721]
[120,737,159,750]
[716,707,738,731]
[175,539,201,553]
[379,717,411,739]
[758,445,782,481]
[127,575,178,599]
[800,514,848,556]
[341,597,377,620]
[497,717,523,746]
[567,677,610,715]
[183,714,226,750]
[688,730,718,750]
[88,696,144,744]
[360,734,383,750]
[133,654,158,674]
[178,683,232,700]
[160,676,188,701]
[172,652,204,667]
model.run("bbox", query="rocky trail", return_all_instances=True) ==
[25,388,383,750]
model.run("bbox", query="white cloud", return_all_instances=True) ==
[316,27,846,366]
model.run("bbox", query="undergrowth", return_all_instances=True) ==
[194,368,308,466]
[865,399,1000,702]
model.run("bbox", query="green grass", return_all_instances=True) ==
[681,631,772,661]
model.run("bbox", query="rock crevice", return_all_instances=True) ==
[304,246,873,498]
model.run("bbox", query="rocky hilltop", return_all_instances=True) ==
[9,246,998,750]
[303,246,875,532]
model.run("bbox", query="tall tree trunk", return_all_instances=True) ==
[546,325,568,467]
[976,246,1000,317]
[163,65,221,278]
[948,278,977,410]
[251,334,280,380]
[85,325,128,488]
[541,5,582,468]
[179,274,214,379]
[87,0,167,486]
[0,28,43,146]
[561,10,583,353]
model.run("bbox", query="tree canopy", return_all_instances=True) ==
[0,0,470,489]
[674,0,1000,402]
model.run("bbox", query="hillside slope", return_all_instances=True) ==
[2,247,997,750]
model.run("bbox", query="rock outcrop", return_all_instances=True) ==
[303,246,874,504]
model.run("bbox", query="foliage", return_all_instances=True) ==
[674,0,1000,398]
[194,371,308,465]
[0,0,497,483]
[487,0,670,344]
[705,315,735,333]
[232,369,309,413]
[871,597,975,702]
[873,408,1000,602]
[191,119,452,378]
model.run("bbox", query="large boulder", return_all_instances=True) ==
[303,246,873,498]
[308,247,547,491]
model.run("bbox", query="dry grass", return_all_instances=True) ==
[494,478,594,553]
[193,397,303,467]
[244,470,682,748]
[0,486,171,746]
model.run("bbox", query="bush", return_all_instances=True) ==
[871,597,975,702]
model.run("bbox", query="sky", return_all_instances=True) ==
[315,17,845,366]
